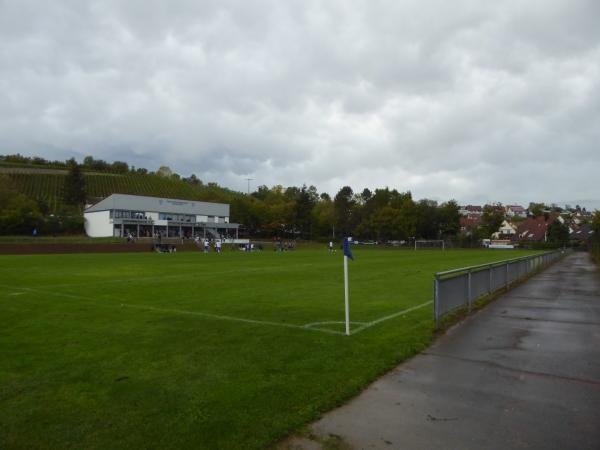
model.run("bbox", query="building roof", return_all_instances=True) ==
[84,194,230,216]
[515,216,546,241]
[506,205,526,213]
[569,223,595,241]
[460,216,481,230]
[515,215,559,241]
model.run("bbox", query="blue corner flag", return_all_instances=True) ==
[343,237,354,260]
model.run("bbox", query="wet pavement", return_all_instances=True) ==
[286,252,600,449]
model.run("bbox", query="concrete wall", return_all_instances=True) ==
[84,210,113,237]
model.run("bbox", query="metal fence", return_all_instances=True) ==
[433,250,565,324]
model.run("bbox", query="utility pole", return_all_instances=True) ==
[245,178,253,195]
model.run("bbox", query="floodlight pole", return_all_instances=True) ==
[246,178,253,195]
[344,254,350,336]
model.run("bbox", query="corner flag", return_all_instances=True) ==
[343,237,354,260]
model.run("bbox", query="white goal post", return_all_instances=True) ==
[415,240,445,250]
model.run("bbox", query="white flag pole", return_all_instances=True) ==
[344,253,350,336]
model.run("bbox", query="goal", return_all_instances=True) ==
[415,240,445,250]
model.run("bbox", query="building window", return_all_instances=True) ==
[110,210,146,220]
[159,213,196,223]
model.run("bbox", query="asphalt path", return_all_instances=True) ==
[285,252,600,449]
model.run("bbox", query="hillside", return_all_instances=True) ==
[3,168,232,212]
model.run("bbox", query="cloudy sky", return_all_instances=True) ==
[1,0,599,208]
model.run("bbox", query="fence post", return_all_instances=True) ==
[433,276,440,325]
[506,262,509,289]
[489,266,493,295]
[467,269,472,311]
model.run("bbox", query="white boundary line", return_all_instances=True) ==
[0,285,345,336]
[119,303,346,336]
[304,320,367,328]
[1,284,432,336]
[350,301,433,335]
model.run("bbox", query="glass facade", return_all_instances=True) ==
[158,213,196,223]
[110,210,147,219]
[108,210,198,223]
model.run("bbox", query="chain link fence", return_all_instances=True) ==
[433,250,566,325]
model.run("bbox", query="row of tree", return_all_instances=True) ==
[227,184,462,242]
[2,155,597,245]
[2,154,146,175]
[0,173,83,235]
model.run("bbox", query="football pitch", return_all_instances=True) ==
[0,248,537,449]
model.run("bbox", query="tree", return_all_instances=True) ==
[415,199,439,239]
[0,175,42,235]
[312,199,335,239]
[592,211,600,235]
[63,158,86,207]
[371,206,398,241]
[333,186,356,236]
[547,221,569,246]
[157,166,173,177]
[294,185,317,239]
[360,188,372,204]
[480,204,505,238]
[592,211,600,262]
[439,200,460,237]
[528,202,545,217]
[111,161,129,174]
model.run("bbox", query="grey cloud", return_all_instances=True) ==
[0,0,599,208]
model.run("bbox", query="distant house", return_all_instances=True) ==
[515,216,557,242]
[459,205,483,217]
[460,215,481,233]
[569,223,595,243]
[505,205,527,218]
[492,220,517,239]
[573,210,593,224]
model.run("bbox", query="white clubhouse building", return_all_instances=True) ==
[84,193,241,240]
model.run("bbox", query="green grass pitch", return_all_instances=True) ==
[0,248,537,449]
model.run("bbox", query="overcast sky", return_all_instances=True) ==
[1,0,599,208]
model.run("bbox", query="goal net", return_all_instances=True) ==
[415,240,445,250]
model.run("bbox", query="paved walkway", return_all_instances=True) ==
[286,252,600,449]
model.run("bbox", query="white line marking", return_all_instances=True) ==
[0,285,433,336]
[350,301,433,335]
[0,284,346,336]
[303,321,366,328]
[120,303,346,336]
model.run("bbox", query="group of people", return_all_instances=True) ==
[273,239,295,252]
[194,236,222,253]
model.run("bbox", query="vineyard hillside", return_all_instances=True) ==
[6,170,207,212]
